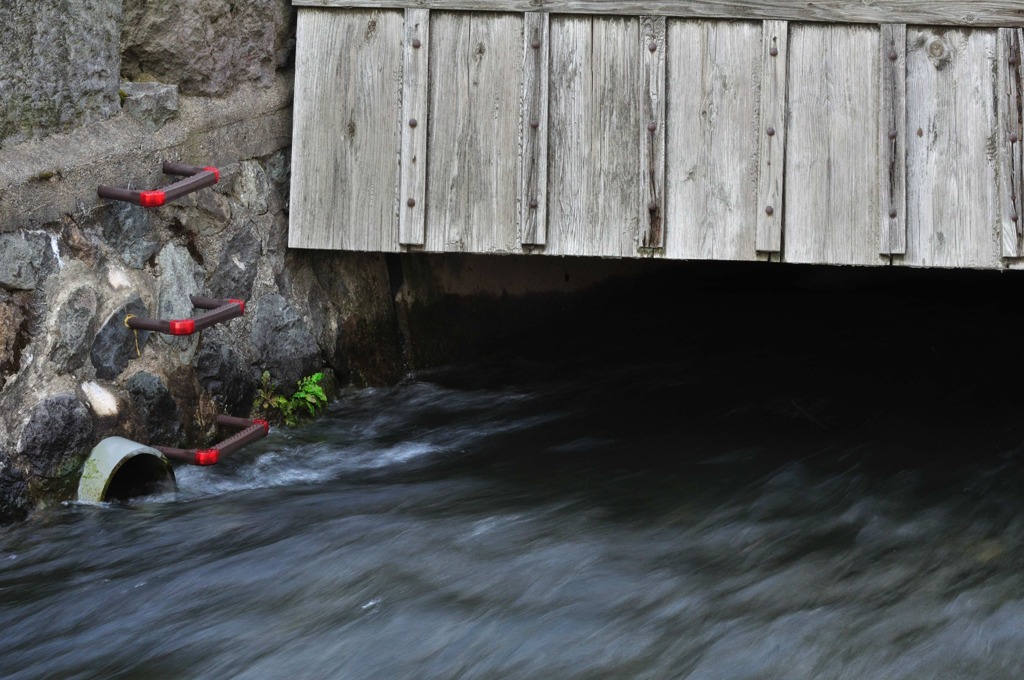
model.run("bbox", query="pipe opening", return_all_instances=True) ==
[104,454,176,503]
[78,437,178,504]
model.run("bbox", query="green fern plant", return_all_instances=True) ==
[254,371,328,427]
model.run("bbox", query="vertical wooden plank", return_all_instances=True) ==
[905,28,1000,269]
[755,20,787,255]
[425,12,523,253]
[399,9,430,246]
[548,16,641,258]
[638,16,666,249]
[997,28,1023,259]
[289,10,404,252]
[785,24,880,265]
[665,20,761,261]
[519,12,549,247]
[879,24,907,256]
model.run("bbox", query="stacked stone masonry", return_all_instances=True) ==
[0,0,405,519]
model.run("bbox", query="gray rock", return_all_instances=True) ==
[103,202,160,269]
[91,294,150,380]
[120,0,295,97]
[17,393,95,479]
[0,232,54,291]
[126,372,182,445]
[120,81,179,132]
[249,293,320,388]
[236,161,270,216]
[156,243,204,321]
[50,287,98,374]
[0,0,121,146]
[196,341,258,416]
[209,227,261,301]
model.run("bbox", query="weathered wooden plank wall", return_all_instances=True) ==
[294,0,1024,28]
[425,12,522,253]
[904,28,1000,269]
[784,24,880,266]
[664,20,761,261]
[289,9,404,251]
[289,6,1024,269]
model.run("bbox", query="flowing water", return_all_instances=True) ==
[4,266,1024,679]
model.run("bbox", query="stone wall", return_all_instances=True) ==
[0,0,404,520]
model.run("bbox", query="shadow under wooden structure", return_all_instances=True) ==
[289,0,1024,270]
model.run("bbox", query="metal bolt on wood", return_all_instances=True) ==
[647,121,657,132]
[407,198,416,207]
[531,39,540,49]
[767,127,775,136]
[769,46,778,57]
[765,205,774,216]
[412,38,421,48]
[409,118,418,128]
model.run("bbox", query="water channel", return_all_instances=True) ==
[3,264,1024,678]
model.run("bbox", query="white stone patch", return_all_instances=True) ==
[81,381,118,417]
[48,232,63,269]
[107,267,130,289]
[230,254,246,270]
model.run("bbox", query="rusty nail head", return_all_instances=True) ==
[765,206,774,216]
[648,201,657,213]
[407,198,416,208]
[888,129,897,140]
[531,39,541,49]
[530,119,539,129]
[648,43,657,52]
[409,118,418,128]
[769,46,778,57]
[1012,133,1020,143]
[412,38,421,48]
[647,121,657,132]
[1013,213,1020,222]
[888,50,898,61]
[889,208,897,218]
[529,199,538,209]
[767,127,775,137]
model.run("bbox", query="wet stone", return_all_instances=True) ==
[126,371,182,445]
[196,341,258,416]
[208,227,261,301]
[91,294,150,380]
[0,232,54,291]
[103,202,160,269]
[0,459,30,522]
[17,393,95,479]
[50,287,98,374]
[249,293,320,389]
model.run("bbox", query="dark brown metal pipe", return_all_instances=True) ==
[125,316,172,334]
[192,304,244,332]
[162,161,207,177]
[216,424,267,458]
[97,185,140,203]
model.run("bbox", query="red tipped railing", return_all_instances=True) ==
[126,295,245,336]
[155,415,269,466]
[98,162,220,207]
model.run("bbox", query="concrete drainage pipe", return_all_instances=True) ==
[77,437,177,503]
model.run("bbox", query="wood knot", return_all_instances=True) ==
[926,36,952,69]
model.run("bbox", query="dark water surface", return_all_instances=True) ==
[4,265,1024,679]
